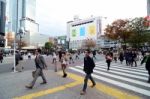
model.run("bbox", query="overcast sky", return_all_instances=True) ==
[36,0,147,37]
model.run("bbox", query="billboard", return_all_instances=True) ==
[69,17,101,41]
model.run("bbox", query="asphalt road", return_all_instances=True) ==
[0,54,104,74]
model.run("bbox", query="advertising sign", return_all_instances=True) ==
[69,19,98,41]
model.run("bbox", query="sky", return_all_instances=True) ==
[36,0,147,37]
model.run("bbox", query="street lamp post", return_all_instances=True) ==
[13,27,24,72]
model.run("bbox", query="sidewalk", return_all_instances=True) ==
[0,70,116,99]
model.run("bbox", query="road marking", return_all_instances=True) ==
[96,62,147,73]
[14,81,81,99]
[14,72,140,99]
[70,67,149,97]
[94,66,147,80]
[96,64,148,76]
[66,71,140,99]
[76,66,150,87]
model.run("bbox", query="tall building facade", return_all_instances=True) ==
[148,0,150,15]
[0,0,6,47]
[5,0,42,49]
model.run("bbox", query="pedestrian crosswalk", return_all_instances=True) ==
[69,61,150,97]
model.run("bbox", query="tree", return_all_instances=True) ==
[45,42,53,50]
[127,17,148,48]
[83,39,96,49]
[105,19,131,49]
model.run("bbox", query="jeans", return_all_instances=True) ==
[82,74,96,92]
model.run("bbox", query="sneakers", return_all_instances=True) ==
[91,84,96,88]
[25,85,33,89]
[80,91,86,95]
[40,82,47,84]
[62,73,67,78]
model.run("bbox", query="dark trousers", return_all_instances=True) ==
[30,68,47,87]
[0,59,3,63]
[148,70,150,82]
[69,57,74,64]
[131,60,137,67]
[52,58,56,63]
[93,55,96,59]
[82,74,96,92]
[106,60,111,70]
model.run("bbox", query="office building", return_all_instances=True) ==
[5,0,43,49]
[0,0,6,47]
[148,0,150,15]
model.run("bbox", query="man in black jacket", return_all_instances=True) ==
[80,50,96,95]
[141,52,150,83]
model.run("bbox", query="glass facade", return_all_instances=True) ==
[7,0,36,33]
[148,0,150,15]
[0,0,6,36]
[0,0,6,47]
[25,0,36,20]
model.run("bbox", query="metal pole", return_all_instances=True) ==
[13,34,16,72]
[13,0,19,72]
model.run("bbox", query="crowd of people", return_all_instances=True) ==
[105,49,150,84]
[5,48,150,95]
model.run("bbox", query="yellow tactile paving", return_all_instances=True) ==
[13,72,141,99]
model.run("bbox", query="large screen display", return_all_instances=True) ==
[69,20,97,41]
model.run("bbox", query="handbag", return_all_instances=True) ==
[32,71,36,78]
[32,70,42,78]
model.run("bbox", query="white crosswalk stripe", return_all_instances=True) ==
[69,61,150,97]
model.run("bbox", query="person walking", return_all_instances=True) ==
[12,51,21,71]
[0,51,3,63]
[119,51,124,64]
[61,52,68,78]
[124,50,129,66]
[92,50,97,59]
[141,52,150,83]
[28,52,31,60]
[131,51,137,67]
[52,52,57,63]
[16,51,24,72]
[80,50,96,95]
[26,49,48,89]
[113,51,118,63]
[69,53,74,64]
[106,53,113,71]
[75,52,79,60]
[59,51,62,62]
[52,52,57,72]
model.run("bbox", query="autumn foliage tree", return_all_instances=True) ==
[105,19,131,46]
[83,39,96,49]
[105,17,150,49]
[127,17,148,48]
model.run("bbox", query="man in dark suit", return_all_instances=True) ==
[80,50,96,95]
[26,49,48,89]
